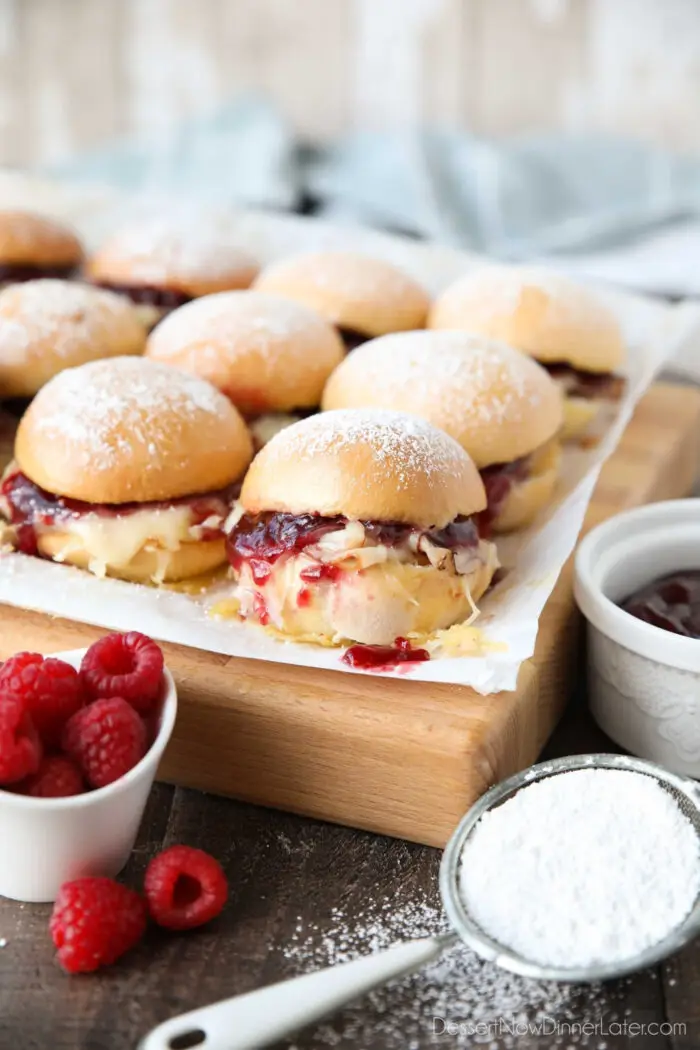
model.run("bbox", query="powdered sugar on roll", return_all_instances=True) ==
[254,250,430,336]
[241,406,485,529]
[16,356,252,503]
[266,408,468,485]
[88,217,258,290]
[0,280,144,366]
[429,264,625,373]
[147,291,345,413]
[322,331,563,468]
[33,356,224,450]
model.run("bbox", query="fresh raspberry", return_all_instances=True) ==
[0,693,42,784]
[61,697,147,789]
[21,755,84,798]
[0,652,83,747]
[50,877,147,973]
[144,845,228,930]
[80,632,164,714]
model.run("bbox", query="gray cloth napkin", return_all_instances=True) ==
[47,96,700,293]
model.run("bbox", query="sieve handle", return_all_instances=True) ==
[138,932,456,1050]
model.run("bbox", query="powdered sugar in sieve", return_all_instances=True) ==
[140,754,700,1050]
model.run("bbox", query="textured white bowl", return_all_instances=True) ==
[0,648,177,902]
[575,500,700,777]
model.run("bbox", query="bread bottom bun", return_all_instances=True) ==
[561,395,600,441]
[235,542,497,645]
[490,439,561,534]
[38,531,226,583]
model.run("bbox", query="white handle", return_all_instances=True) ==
[139,933,455,1050]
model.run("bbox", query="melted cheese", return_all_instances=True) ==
[229,537,497,646]
[40,505,198,579]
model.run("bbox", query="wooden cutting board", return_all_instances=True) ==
[1,382,699,847]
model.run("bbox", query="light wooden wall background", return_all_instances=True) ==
[2,0,700,169]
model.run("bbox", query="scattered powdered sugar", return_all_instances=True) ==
[459,769,700,970]
[264,408,469,485]
[281,893,622,1049]
[149,291,333,364]
[333,331,549,429]
[0,280,136,364]
[99,216,257,283]
[31,356,231,470]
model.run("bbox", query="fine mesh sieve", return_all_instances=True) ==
[441,752,700,984]
[140,753,700,1050]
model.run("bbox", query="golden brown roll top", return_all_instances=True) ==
[0,280,147,397]
[0,210,83,270]
[253,250,430,339]
[16,356,253,503]
[86,217,259,299]
[241,407,486,527]
[322,330,563,469]
[145,291,344,414]
[429,264,625,374]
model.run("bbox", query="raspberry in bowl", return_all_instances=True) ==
[0,632,177,903]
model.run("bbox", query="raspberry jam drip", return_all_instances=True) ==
[621,571,700,638]
[342,636,430,670]
[92,281,193,311]
[336,327,368,353]
[543,363,624,401]
[299,562,341,583]
[479,455,531,532]
[1,471,240,555]
[226,511,480,583]
[0,262,76,283]
[227,513,346,584]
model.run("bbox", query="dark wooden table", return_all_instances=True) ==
[0,645,698,1050]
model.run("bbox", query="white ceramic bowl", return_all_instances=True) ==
[575,499,700,777]
[0,648,177,902]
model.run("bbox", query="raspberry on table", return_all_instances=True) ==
[0,693,42,784]
[21,755,84,798]
[62,697,147,789]
[144,845,228,930]
[50,877,147,973]
[0,652,83,747]
[80,632,164,714]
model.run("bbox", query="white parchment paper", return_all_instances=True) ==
[0,174,697,692]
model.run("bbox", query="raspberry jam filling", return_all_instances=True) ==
[543,363,624,401]
[1,470,240,556]
[621,571,700,638]
[92,281,193,311]
[0,262,76,283]
[337,327,368,353]
[342,636,431,670]
[226,511,480,585]
[480,455,531,529]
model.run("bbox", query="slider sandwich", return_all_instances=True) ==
[429,265,625,440]
[254,250,430,352]
[225,408,498,645]
[145,290,344,448]
[322,331,563,533]
[0,210,83,287]
[2,357,253,584]
[86,218,259,329]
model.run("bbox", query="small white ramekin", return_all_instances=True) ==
[0,648,177,903]
[575,499,700,777]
